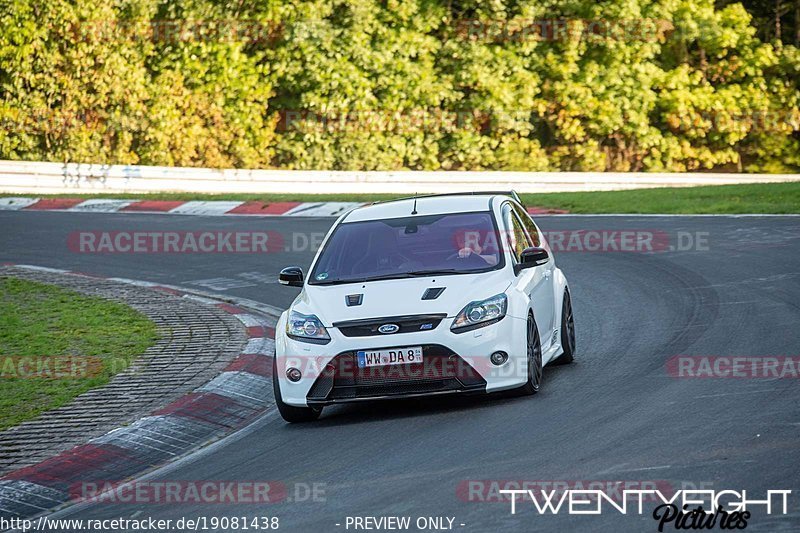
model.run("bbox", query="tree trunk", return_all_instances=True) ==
[795,0,800,46]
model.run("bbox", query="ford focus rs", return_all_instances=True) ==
[273,192,575,422]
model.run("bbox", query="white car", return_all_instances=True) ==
[273,192,575,422]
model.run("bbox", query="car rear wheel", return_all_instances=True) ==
[517,313,542,395]
[553,289,576,365]
[273,357,322,423]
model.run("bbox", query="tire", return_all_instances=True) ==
[516,313,543,395]
[553,288,576,365]
[273,357,322,423]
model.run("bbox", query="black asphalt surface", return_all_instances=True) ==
[1,211,799,532]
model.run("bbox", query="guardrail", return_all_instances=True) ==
[0,160,798,195]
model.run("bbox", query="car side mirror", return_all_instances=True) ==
[515,247,549,275]
[279,266,304,287]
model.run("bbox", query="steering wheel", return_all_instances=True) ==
[377,251,417,272]
[445,251,488,268]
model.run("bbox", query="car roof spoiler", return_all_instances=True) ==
[372,190,522,205]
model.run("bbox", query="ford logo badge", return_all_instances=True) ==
[378,324,400,334]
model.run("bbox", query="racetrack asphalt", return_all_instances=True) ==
[1,211,799,532]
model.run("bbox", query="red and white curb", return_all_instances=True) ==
[0,197,568,216]
[0,197,363,217]
[0,264,281,521]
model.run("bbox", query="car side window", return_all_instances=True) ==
[502,204,531,262]
[512,203,541,247]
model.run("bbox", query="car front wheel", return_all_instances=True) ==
[553,289,576,365]
[516,313,542,395]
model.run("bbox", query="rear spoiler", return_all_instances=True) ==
[372,190,522,205]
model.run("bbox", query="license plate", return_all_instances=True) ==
[356,346,423,368]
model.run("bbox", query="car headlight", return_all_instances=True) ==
[286,310,331,344]
[451,293,507,333]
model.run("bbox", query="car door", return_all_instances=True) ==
[513,203,557,347]
[502,203,556,348]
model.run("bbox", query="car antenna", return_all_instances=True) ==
[411,193,418,215]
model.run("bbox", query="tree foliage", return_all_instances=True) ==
[0,0,798,171]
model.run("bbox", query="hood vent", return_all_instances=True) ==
[421,287,445,300]
[345,294,363,307]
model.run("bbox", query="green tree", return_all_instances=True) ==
[0,0,797,172]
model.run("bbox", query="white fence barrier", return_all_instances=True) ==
[0,160,798,195]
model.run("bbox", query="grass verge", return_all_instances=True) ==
[2,181,799,213]
[0,277,158,430]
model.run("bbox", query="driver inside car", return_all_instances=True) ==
[454,228,498,266]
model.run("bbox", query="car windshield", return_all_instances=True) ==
[309,212,503,285]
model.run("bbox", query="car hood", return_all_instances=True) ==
[292,270,511,325]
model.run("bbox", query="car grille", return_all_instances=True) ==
[306,345,486,404]
[333,314,447,337]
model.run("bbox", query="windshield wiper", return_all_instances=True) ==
[314,272,415,285]
[406,269,460,277]
[314,269,464,285]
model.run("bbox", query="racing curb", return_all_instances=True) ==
[0,197,568,216]
[0,264,280,522]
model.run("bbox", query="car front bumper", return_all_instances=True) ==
[275,313,529,407]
